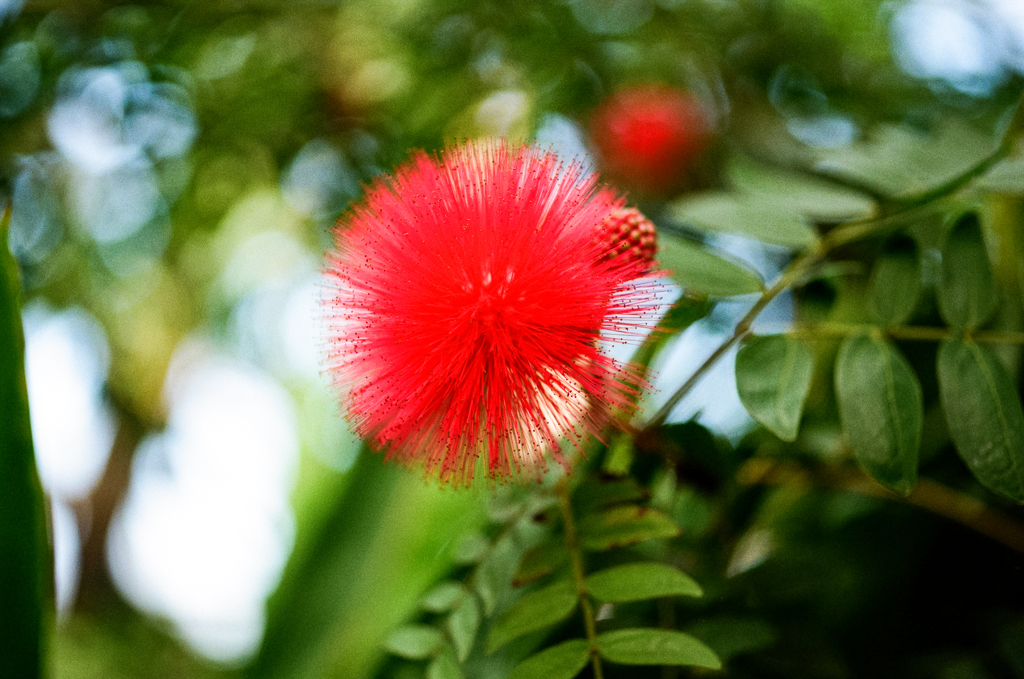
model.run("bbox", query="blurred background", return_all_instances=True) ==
[3,0,1024,677]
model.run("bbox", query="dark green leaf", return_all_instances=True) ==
[835,335,922,495]
[447,595,480,661]
[426,645,463,679]
[595,629,721,669]
[577,506,680,551]
[573,477,647,513]
[938,340,1024,502]
[513,541,570,587]
[736,335,815,442]
[383,624,444,659]
[938,212,997,329]
[585,563,702,602]
[421,581,467,613]
[657,233,764,298]
[0,206,46,679]
[666,192,817,248]
[509,639,591,679]
[686,617,779,660]
[486,580,578,653]
[869,240,921,326]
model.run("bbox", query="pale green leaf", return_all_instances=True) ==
[509,639,591,679]
[383,625,444,660]
[585,563,702,602]
[595,628,721,669]
[420,581,467,613]
[657,233,764,298]
[667,192,817,248]
[736,335,814,442]
[426,645,463,679]
[938,340,1024,502]
[835,335,922,495]
[447,595,480,662]
[727,156,876,221]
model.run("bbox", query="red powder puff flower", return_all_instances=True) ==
[322,140,665,485]
[590,84,711,195]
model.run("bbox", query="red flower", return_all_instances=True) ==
[590,84,711,195]
[322,141,664,485]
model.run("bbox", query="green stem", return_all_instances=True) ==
[555,477,604,679]
[0,205,49,678]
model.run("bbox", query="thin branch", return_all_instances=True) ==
[738,458,1024,554]
[555,476,604,679]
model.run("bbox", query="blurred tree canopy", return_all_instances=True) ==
[3,0,1024,678]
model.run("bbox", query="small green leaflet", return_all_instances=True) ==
[736,335,815,442]
[486,580,578,653]
[426,645,463,679]
[576,505,680,551]
[513,540,569,587]
[446,595,480,661]
[657,233,764,298]
[420,581,467,613]
[938,340,1024,502]
[509,639,591,679]
[869,239,921,326]
[585,563,703,602]
[835,335,922,495]
[666,192,817,248]
[594,628,721,669]
[937,212,997,330]
[383,624,445,659]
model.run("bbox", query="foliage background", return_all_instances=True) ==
[2,0,1024,678]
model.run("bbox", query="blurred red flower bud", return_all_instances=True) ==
[590,84,712,195]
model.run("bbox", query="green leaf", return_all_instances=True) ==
[666,192,818,248]
[735,335,815,442]
[835,335,922,495]
[573,477,647,513]
[426,645,464,679]
[383,624,445,659]
[0,206,47,679]
[938,212,997,329]
[452,533,490,565]
[727,156,876,221]
[585,563,702,602]
[446,595,480,662]
[686,617,779,660]
[513,541,569,587]
[577,506,680,551]
[420,581,467,613]
[869,238,921,326]
[475,537,516,615]
[509,639,591,679]
[657,233,764,298]
[595,629,722,669]
[486,580,578,653]
[938,340,1024,502]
